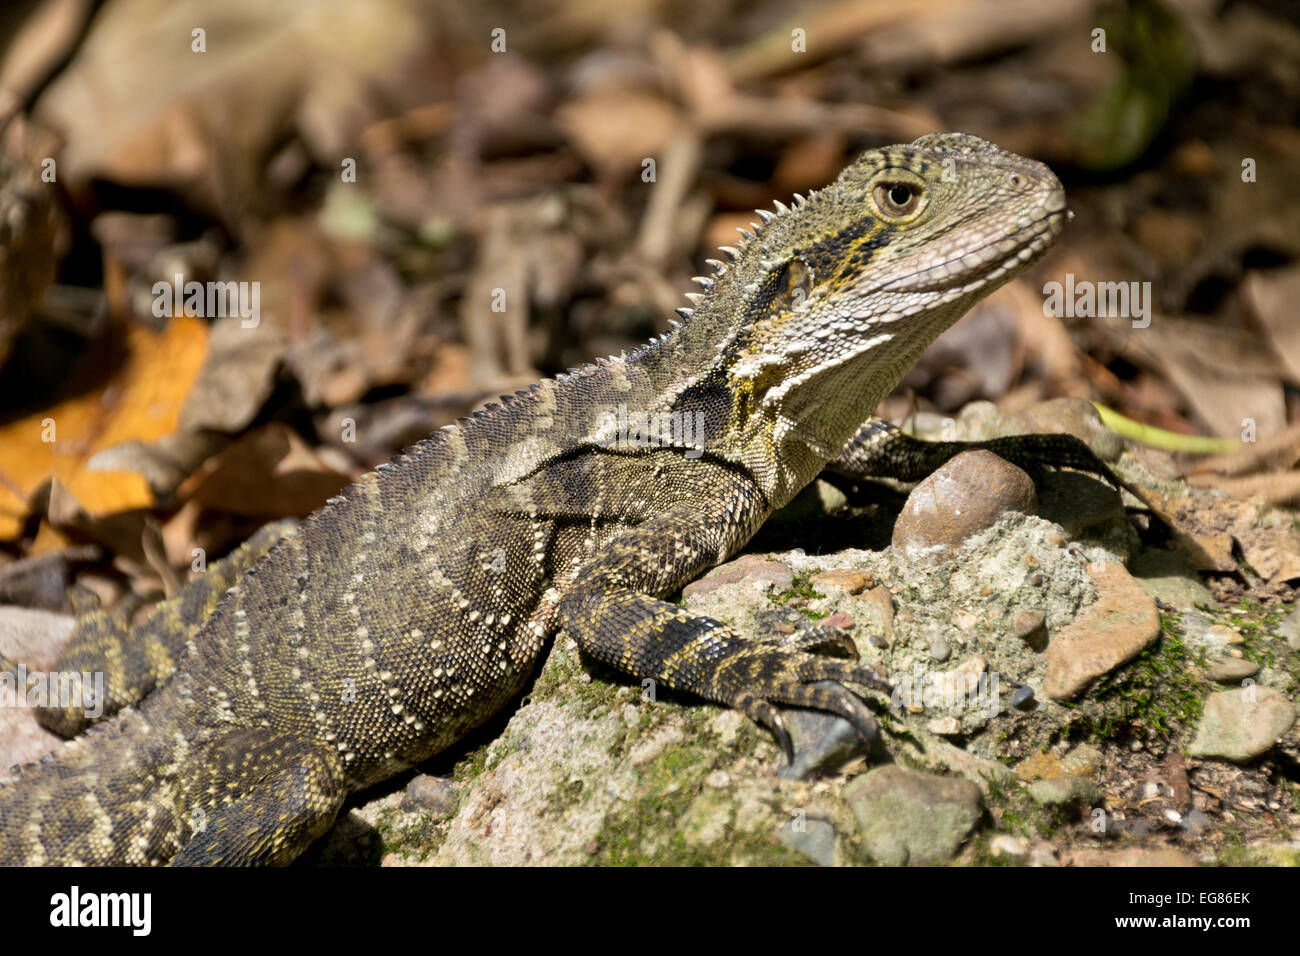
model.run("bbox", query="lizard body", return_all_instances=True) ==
[0,133,1108,865]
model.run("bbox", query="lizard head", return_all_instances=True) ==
[678,132,1065,471]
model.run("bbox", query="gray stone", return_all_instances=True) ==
[929,634,952,662]
[777,701,873,781]
[1035,470,1124,537]
[1129,547,1217,609]
[1279,606,1300,652]
[401,774,457,817]
[1028,776,1101,807]
[1188,687,1296,763]
[776,816,838,866]
[1010,685,1036,710]
[844,765,983,865]
[1205,657,1259,683]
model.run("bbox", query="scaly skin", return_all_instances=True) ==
[0,133,1110,865]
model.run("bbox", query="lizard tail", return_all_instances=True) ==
[0,705,181,866]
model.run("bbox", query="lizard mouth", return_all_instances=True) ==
[871,206,1065,298]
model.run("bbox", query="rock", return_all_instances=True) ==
[1013,610,1048,652]
[809,568,871,595]
[0,605,73,669]
[0,606,77,771]
[1129,547,1217,609]
[766,479,848,528]
[682,554,793,597]
[989,834,1058,866]
[679,790,734,847]
[1181,809,1213,833]
[1028,841,1060,867]
[1279,606,1300,652]
[1044,562,1161,700]
[776,816,838,866]
[1035,470,1124,536]
[1016,743,1102,781]
[844,765,983,865]
[989,834,1028,859]
[891,450,1037,561]
[1205,657,1259,683]
[1187,687,1296,763]
[1207,624,1243,644]
[927,716,961,737]
[1010,685,1036,710]
[1179,611,1237,653]
[778,701,873,781]
[928,634,952,662]
[856,586,895,647]
[709,709,745,747]
[1028,776,1101,807]
[704,770,731,789]
[907,732,1018,794]
[400,774,457,817]
[1065,847,1197,867]
[820,611,855,630]
[954,655,987,681]
[1001,397,1124,462]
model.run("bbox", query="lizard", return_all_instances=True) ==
[0,132,1115,866]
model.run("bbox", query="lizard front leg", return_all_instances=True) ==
[826,417,1117,486]
[556,486,891,761]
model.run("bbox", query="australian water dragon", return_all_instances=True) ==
[0,133,1114,865]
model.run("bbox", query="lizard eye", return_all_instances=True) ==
[873,182,922,218]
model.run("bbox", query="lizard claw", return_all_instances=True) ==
[735,693,794,763]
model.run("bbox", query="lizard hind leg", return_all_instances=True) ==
[171,728,346,867]
[32,519,296,737]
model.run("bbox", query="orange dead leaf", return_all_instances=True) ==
[0,315,209,538]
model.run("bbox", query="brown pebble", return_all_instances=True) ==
[810,568,871,595]
[1013,610,1048,652]
[891,450,1037,560]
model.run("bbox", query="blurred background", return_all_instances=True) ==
[0,0,1297,605]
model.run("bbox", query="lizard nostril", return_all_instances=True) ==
[1007,172,1023,188]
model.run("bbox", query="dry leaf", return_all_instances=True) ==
[0,314,208,538]
[177,424,349,518]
